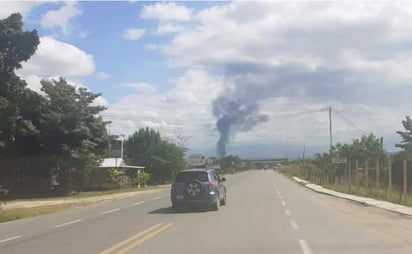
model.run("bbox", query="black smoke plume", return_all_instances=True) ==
[213,97,268,157]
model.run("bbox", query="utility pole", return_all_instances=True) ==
[302,144,306,165]
[329,106,333,150]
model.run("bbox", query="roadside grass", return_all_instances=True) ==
[0,203,90,223]
[72,186,160,199]
[281,164,412,207]
[0,186,166,223]
[3,186,161,203]
[324,183,412,207]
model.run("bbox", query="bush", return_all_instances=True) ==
[132,171,151,187]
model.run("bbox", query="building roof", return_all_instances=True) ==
[180,168,211,173]
[99,158,145,169]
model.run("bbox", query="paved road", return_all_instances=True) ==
[1,170,412,254]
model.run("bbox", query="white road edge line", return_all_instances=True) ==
[285,209,291,216]
[278,195,283,200]
[152,196,163,200]
[281,201,286,206]
[131,201,145,207]
[54,219,82,228]
[0,235,22,244]
[100,208,120,214]
[299,239,313,254]
[290,219,299,229]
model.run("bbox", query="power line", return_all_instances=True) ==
[332,108,366,135]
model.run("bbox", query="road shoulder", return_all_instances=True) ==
[291,175,412,217]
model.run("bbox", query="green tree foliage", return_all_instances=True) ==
[124,128,185,183]
[396,116,412,154]
[331,133,385,162]
[0,13,41,154]
[0,14,110,196]
[39,78,110,194]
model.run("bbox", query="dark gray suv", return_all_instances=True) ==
[171,169,227,211]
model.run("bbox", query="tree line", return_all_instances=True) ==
[0,14,184,197]
[294,116,412,190]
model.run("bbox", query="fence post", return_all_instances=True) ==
[365,160,369,189]
[376,159,380,189]
[355,160,359,187]
[403,160,407,195]
[347,160,351,193]
[388,158,392,195]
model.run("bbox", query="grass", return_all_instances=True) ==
[0,186,164,223]
[71,186,159,199]
[324,183,412,207]
[281,164,412,207]
[0,203,90,223]
[4,186,160,203]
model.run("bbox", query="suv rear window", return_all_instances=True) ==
[175,172,209,183]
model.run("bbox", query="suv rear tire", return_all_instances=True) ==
[185,180,203,198]
[211,195,220,211]
[220,193,227,206]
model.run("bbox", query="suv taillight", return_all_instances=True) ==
[208,181,214,190]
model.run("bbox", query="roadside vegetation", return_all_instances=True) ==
[281,122,412,207]
[0,203,90,223]
[0,14,184,203]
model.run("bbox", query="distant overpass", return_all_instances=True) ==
[240,158,288,168]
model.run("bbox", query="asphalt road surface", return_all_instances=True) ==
[1,170,412,254]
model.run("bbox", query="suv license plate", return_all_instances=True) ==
[176,195,184,200]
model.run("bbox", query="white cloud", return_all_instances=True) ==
[130,1,412,154]
[95,72,110,80]
[40,2,82,35]
[104,68,224,151]
[140,2,192,22]
[155,23,185,35]
[0,2,42,19]
[123,28,146,40]
[23,74,44,94]
[19,36,95,77]
[21,75,108,107]
[17,36,102,106]
[125,82,157,94]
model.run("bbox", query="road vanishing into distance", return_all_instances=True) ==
[1,170,412,254]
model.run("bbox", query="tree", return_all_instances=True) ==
[124,128,185,183]
[396,116,412,153]
[0,13,48,196]
[171,128,191,154]
[331,133,385,162]
[0,13,41,155]
[39,78,110,194]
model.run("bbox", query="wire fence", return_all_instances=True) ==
[297,158,412,206]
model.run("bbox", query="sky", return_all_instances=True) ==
[1,1,412,158]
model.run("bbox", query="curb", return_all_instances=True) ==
[292,176,412,217]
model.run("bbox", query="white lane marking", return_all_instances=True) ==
[131,201,145,207]
[152,196,163,200]
[0,235,22,244]
[285,209,291,216]
[281,201,286,206]
[54,219,82,228]
[299,239,313,254]
[290,219,299,229]
[100,208,120,214]
[278,194,283,200]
